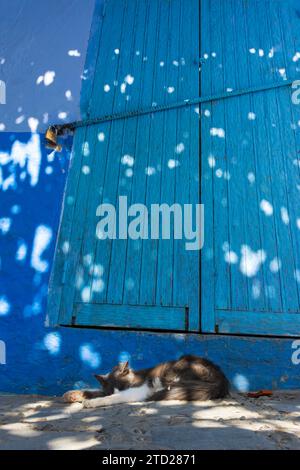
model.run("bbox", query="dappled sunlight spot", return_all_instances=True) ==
[293,52,300,62]
[215,168,223,178]
[75,266,84,290]
[45,166,53,175]
[92,279,105,293]
[47,150,56,162]
[278,68,287,80]
[145,166,156,176]
[0,295,11,316]
[293,159,300,168]
[269,257,281,273]
[124,74,134,85]
[294,269,300,284]
[0,131,42,189]
[120,83,126,94]
[208,155,216,168]
[58,111,68,120]
[223,242,238,264]
[224,250,238,264]
[0,123,5,131]
[280,207,290,225]
[65,90,73,101]
[91,264,104,277]
[268,48,274,58]
[15,115,25,125]
[167,86,175,94]
[247,172,255,184]
[296,218,300,230]
[62,241,70,255]
[252,279,261,300]
[43,332,61,356]
[260,199,273,216]
[0,217,11,234]
[210,127,225,138]
[121,154,134,167]
[125,168,133,178]
[82,142,90,157]
[81,286,92,302]
[36,70,55,86]
[104,84,110,92]
[240,245,266,278]
[31,225,52,273]
[16,240,27,262]
[83,254,92,267]
[11,204,21,214]
[168,159,179,169]
[248,112,256,120]
[82,165,90,175]
[204,109,211,117]
[233,373,249,392]
[97,132,105,142]
[114,48,120,55]
[175,143,185,154]
[28,117,39,132]
[79,344,101,369]
[68,49,81,57]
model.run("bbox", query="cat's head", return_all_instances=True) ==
[94,361,133,395]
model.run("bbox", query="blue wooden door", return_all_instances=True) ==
[48,0,200,331]
[201,0,300,336]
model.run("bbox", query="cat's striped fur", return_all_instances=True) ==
[63,355,229,408]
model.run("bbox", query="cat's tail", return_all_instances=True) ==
[149,379,229,402]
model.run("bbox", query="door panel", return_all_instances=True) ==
[201,0,300,335]
[48,0,200,331]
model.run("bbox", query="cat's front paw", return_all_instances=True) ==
[63,390,86,403]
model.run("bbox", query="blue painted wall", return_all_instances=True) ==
[1,0,300,396]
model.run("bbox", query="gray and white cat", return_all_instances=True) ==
[63,354,229,408]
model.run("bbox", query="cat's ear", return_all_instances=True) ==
[94,374,107,386]
[119,361,129,374]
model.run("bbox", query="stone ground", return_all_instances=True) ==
[0,391,300,450]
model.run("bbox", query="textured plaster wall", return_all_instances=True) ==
[0,0,300,395]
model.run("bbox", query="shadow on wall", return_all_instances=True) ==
[0,0,95,133]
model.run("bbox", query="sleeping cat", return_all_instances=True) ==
[63,355,229,408]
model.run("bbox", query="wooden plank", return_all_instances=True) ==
[216,309,300,337]
[200,0,215,333]
[73,303,187,330]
